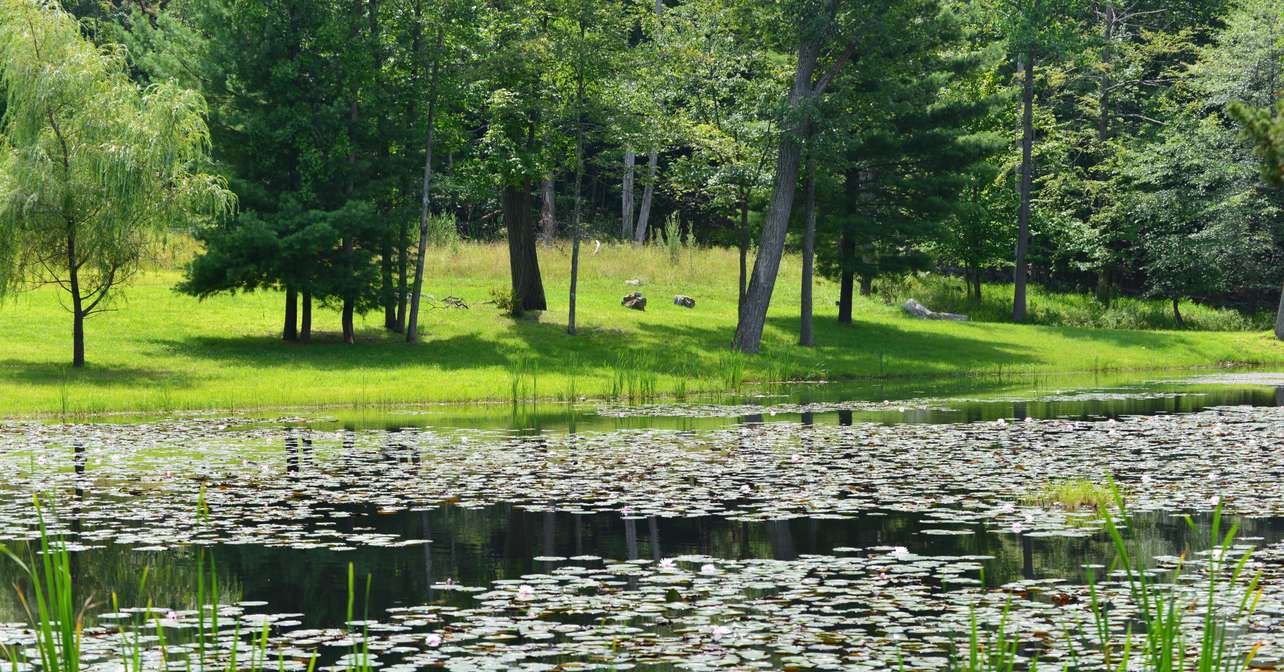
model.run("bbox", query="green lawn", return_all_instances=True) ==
[2,242,1282,416]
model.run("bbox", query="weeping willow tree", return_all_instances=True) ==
[0,0,233,367]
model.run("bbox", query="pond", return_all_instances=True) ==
[2,370,1284,670]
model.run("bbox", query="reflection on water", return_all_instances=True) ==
[219,373,1284,434]
[3,502,1281,631]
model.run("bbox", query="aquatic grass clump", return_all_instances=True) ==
[508,356,539,405]
[608,353,658,402]
[1024,479,1115,511]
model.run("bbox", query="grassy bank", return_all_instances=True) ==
[1,242,1282,416]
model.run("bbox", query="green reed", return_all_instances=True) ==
[0,495,84,672]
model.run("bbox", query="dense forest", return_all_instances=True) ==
[1,0,1283,364]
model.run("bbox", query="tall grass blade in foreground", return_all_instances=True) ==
[0,496,87,672]
[1098,478,1262,671]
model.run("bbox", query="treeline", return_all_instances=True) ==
[2,0,1283,365]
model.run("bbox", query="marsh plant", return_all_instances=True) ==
[1025,479,1115,511]
[0,495,335,672]
[954,481,1263,672]
[0,497,85,672]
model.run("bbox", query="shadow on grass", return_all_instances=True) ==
[129,310,1054,382]
[144,331,514,371]
[0,359,195,387]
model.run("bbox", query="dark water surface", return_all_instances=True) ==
[42,505,1282,631]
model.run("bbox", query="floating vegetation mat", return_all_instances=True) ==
[1,406,1284,669]
[2,407,1284,549]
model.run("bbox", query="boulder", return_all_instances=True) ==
[902,298,968,321]
[622,292,647,311]
[673,294,696,308]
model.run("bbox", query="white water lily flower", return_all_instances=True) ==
[1011,522,1023,534]
[517,584,535,598]
[710,625,731,640]
[659,558,675,569]
[425,633,442,647]
[700,563,717,575]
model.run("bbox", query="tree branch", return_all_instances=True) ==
[810,42,856,98]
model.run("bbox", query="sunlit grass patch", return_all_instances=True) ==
[1,240,1282,416]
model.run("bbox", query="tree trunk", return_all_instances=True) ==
[68,232,86,367]
[838,231,854,325]
[568,31,585,336]
[859,275,872,297]
[540,176,557,241]
[1013,52,1034,322]
[738,198,749,319]
[732,18,837,353]
[407,24,443,343]
[342,239,355,344]
[1274,282,1284,340]
[381,236,396,330]
[1098,2,1114,144]
[395,221,409,331]
[283,286,298,341]
[622,149,635,239]
[970,268,982,303]
[1172,297,1184,328]
[504,181,547,311]
[799,158,816,347]
[301,290,312,341]
[633,150,658,243]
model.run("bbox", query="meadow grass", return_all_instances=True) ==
[893,275,1273,331]
[1,241,1282,416]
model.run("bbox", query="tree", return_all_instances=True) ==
[814,3,1000,322]
[732,0,856,353]
[476,1,559,313]
[407,0,473,342]
[161,0,397,342]
[1121,0,1283,330]
[0,0,233,367]
[551,0,624,334]
[986,0,1083,320]
[1230,94,1284,339]
[663,0,777,317]
[1232,100,1284,187]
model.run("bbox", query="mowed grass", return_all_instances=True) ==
[2,241,1282,416]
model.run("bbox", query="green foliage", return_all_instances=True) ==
[1097,481,1263,671]
[0,0,232,364]
[489,286,522,317]
[1232,99,1284,188]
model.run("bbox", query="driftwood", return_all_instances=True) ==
[902,298,967,321]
